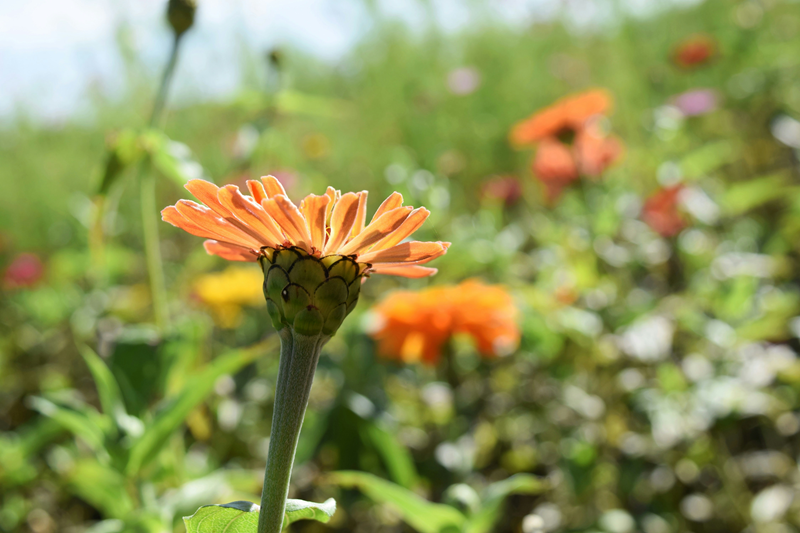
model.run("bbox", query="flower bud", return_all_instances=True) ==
[167,0,197,38]
[260,247,366,337]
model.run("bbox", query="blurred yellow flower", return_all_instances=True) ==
[369,279,520,365]
[192,266,264,327]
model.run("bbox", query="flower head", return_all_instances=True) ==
[642,185,686,238]
[510,89,612,148]
[163,177,449,336]
[672,34,716,69]
[369,280,519,365]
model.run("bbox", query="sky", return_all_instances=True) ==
[0,0,696,123]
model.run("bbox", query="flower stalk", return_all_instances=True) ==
[257,328,326,533]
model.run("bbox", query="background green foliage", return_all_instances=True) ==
[3,1,800,532]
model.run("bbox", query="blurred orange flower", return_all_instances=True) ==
[642,185,686,237]
[510,89,612,147]
[574,122,624,178]
[672,34,716,69]
[531,137,579,202]
[369,279,520,365]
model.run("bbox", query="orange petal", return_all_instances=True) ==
[358,241,449,265]
[371,192,403,223]
[351,191,368,238]
[338,206,412,255]
[203,240,257,262]
[369,207,430,252]
[217,185,283,247]
[246,180,268,204]
[324,186,338,224]
[323,192,360,255]
[299,193,331,253]
[185,179,233,218]
[185,179,269,244]
[162,205,227,241]
[370,265,438,278]
[261,195,313,250]
[175,200,262,249]
[261,175,287,198]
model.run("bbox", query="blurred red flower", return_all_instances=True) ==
[642,185,687,237]
[3,253,44,289]
[369,280,520,365]
[480,175,523,206]
[673,34,716,69]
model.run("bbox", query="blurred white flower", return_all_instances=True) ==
[617,316,674,362]
[680,494,713,522]
[751,485,793,523]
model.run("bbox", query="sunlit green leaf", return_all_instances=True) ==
[78,344,127,422]
[721,172,791,215]
[126,348,258,475]
[327,471,466,533]
[182,499,336,532]
[465,474,547,533]
[27,396,110,457]
[360,419,418,489]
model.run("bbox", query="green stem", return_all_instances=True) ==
[257,329,325,533]
[140,161,169,332]
[140,33,183,332]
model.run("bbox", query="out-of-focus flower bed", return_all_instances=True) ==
[3,1,800,532]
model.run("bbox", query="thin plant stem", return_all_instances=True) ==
[257,329,325,533]
[140,33,183,332]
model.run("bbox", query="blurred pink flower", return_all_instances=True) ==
[673,89,718,116]
[447,67,481,96]
[3,253,44,289]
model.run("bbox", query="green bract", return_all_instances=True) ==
[259,247,367,337]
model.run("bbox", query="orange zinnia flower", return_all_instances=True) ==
[369,279,520,365]
[642,185,686,238]
[672,34,716,69]
[510,89,613,147]
[162,177,449,278]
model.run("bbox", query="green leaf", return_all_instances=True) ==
[679,140,736,179]
[275,90,351,118]
[720,172,791,216]
[183,501,259,533]
[283,498,337,528]
[66,459,134,519]
[465,474,547,533]
[182,499,336,532]
[360,419,418,489]
[96,129,143,195]
[327,471,466,533]
[78,344,127,420]
[126,348,258,476]
[142,130,206,187]
[27,396,110,457]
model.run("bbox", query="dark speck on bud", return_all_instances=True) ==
[167,0,197,37]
